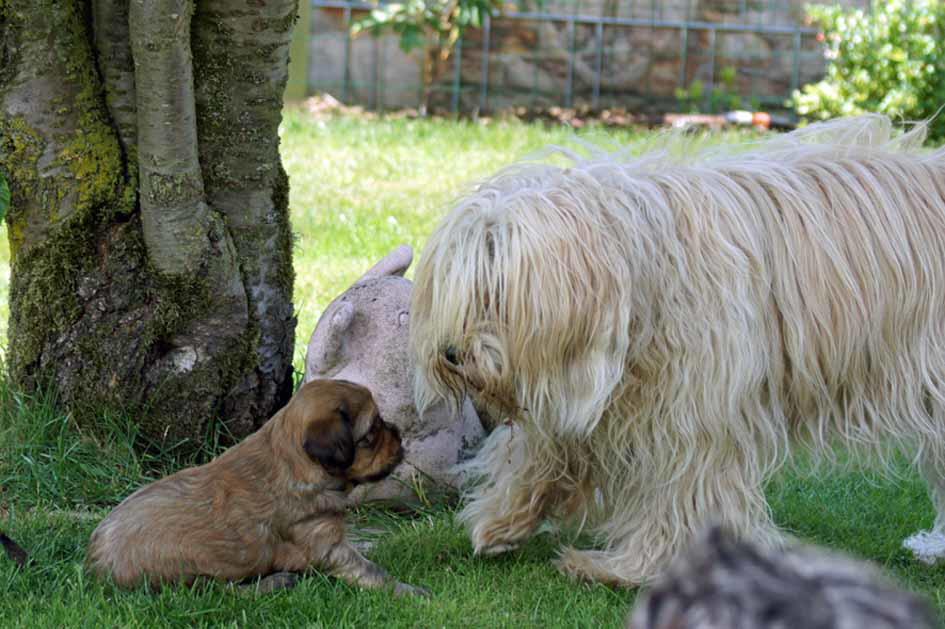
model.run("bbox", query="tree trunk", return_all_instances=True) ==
[0,0,298,445]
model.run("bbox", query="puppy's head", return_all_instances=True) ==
[287,379,403,487]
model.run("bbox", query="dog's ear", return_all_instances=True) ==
[302,407,355,475]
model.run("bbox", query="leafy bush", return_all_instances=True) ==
[675,66,759,113]
[791,0,945,141]
[353,0,499,53]
[352,0,509,111]
[675,79,705,113]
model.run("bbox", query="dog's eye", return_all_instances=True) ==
[358,417,382,447]
[358,426,379,448]
[444,345,462,366]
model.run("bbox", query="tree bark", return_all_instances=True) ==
[0,0,298,445]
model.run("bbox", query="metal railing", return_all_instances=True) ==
[307,0,868,113]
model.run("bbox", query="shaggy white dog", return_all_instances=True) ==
[410,115,945,586]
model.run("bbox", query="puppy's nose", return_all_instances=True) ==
[384,424,405,465]
[386,422,403,447]
[391,439,405,468]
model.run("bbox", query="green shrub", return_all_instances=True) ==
[351,0,509,111]
[791,0,945,141]
[675,66,755,114]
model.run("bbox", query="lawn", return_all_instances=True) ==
[284,109,659,366]
[1,110,945,627]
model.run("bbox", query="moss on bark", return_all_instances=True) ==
[0,0,299,448]
[9,211,260,443]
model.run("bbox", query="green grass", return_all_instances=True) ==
[0,383,632,627]
[1,111,944,626]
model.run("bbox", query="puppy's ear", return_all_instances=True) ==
[302,408,355,475]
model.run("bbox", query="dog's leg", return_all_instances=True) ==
[285,521,430,597]
[235,544,319,595]
[555,462,783,586]
[459,426,560,555]
[554,511,682,587]
[555,520,784,588]
[239,571,300,594]
[318,540,431,597]
[904,447,945,564]
[464,482,554,556]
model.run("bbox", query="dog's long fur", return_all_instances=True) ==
[410,115,945,585]
[86,379,425,594]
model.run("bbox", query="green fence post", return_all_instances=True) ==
[452,36,463,113]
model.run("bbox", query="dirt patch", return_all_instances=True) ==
[292,93,795,132]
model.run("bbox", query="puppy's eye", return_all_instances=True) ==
[357,417,382,447]
[358,426,379,448]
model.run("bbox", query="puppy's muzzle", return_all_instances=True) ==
[352,423,404,486]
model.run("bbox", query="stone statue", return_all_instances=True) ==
[304,245,484,503]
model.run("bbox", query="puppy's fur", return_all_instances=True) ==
[411,115,945,585]
[86,379,424,594]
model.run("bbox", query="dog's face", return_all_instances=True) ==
[431,338,520,421]
[288,379,404,487]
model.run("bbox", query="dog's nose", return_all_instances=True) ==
[392,439,405,468]
[386,422,402,445]
[385,424,405,462]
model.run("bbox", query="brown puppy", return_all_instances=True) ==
[86,379,427,595]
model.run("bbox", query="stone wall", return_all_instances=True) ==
[307,0,869,112]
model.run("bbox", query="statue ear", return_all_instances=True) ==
[302,407,355,475]
[306,301,354,377]
[358,244,413,281]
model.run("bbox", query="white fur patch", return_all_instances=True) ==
[903,531,945,564]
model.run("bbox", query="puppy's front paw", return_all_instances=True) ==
[242,571,300,595]
[393,582,432,598]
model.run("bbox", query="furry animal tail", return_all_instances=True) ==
[0,532,28,567]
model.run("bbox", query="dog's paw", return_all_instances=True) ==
[474,542,520,556]
[244,571,300,594]
[554,546,638,587]
[393,582,433,598]
[904,531,945,565]
[469,516,535,556]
